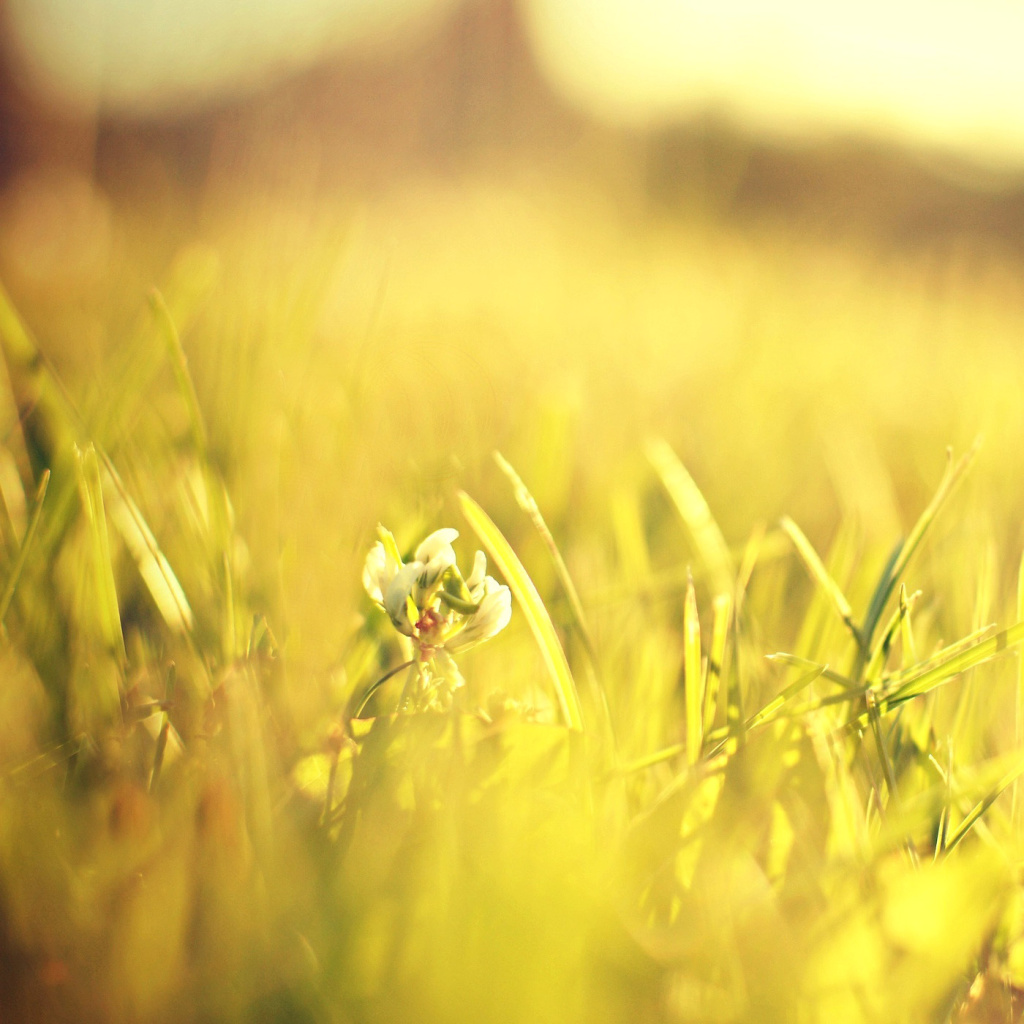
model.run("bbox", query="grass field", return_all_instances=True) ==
[2,159,1024,1023]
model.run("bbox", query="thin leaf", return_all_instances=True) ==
[103,458,195,636]
[864,588,921,684]
[683,577,703,764]
[765,652,857,690]
[885,622,1022,703]
[1016,554,1024,826]
[780,515,865,654]
[0,469,49,630]
[862,440,980,647]
[945,749,1024,851]
[149,289,208,458]
[899,583,918,669]
[74,444,126,666]
[494,452,615,751]
[746,662,827,731]
[646,437,733,596]
[458,490,584,731]
[703,592,731,735]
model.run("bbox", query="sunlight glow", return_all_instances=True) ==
[2,0,455,114]
[524,0,1024,166]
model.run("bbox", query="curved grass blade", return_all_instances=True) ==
[150,289,209,458]
[74,444,126,666]
[493,451,615,749]
[458,490,584,731]
[1016,555,1024,825]
[899,583,918,668]
[0,468,49,631]
[945,749,1024,852]
[864,588,921,684]
[494,452,595,661]
[0,278,78,482]
[683,577,703,764]
[780,515,865,655]
[765,652,857,690]
[103,456,195,637]
[746,661,827,731]
[646,437,733,597]
[885,622,1021,703]
[703,593,731,734]
[861,440,980,648]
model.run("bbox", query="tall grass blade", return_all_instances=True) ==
[493,452,615,750]
[646,437,733,597]
[703,593,731,734]
[103,457,195,636]
[899,583,918,669]
[945,750,1024,852]
[150,289,209,458]
[1016,554,1024,825]
[458,490,584,731]
[766,652,857,690]
[864,589,921,684]
[746,662,827,731]
[0,468,48,630]
[861,440,980,647]
[74,444,126,666]
[493,452,596,667]
[683,577,703,764]
[780,516,865,654]
[886,622,1024,703]
[0,278,77,482]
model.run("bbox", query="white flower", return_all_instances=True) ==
[446,576,512,651]
[363,524,511,661]
[414,528,459,587]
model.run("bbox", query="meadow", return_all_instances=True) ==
[2,155,1024,1023]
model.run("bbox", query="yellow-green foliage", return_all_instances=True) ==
[2,180,1024,1024]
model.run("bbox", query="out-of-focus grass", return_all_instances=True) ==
[2,160,1024,1023]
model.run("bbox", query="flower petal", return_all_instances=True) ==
[385,561,423,636]
[446,578,511,651]
[362,541,391,604]
[415,528,459,564]
[465,550,487,595]
[415,528,459,588]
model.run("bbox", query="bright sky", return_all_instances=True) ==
[4,0,1024,167]
[2,0,455,114]
[523,0,1024,167]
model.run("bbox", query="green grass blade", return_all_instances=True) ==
[886,621,1024,704]
[646,437,733,597]
[860,539,903,655]
[899,583,918,669]
[864,588,921,684]
[1016,555,1024,825]
[945,749,1024,852]
[884,622,1003,704]
[0,469,49,630]
[0,278,78,481]
[150,289,209,459]
[493,452,615,751]
[494,452,597,667]
[458,490,584,731]
[765,652,857,690]
[102,455,195,637]
[746,661,827,730]
[74,444,126,666]
[861,440,980,647]
[683,577,703,764]
[703,592,731,734]
[780,516,865,654]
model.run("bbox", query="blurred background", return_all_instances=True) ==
[6,6,1024,1022]
[1,0,1024,663]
